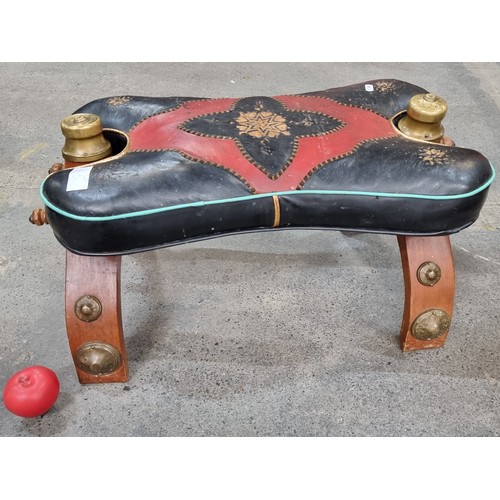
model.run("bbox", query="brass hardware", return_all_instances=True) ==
[61,113,112,163]
[48,162,64,174]
[75,295,102,322]
[76,342,122,375]
[29,208,48,226]
[417,261,441,287]
[411,309,451,340]
[397,93,448,142]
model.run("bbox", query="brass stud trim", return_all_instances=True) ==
[411,309,451,340]
[417,261,442,287]
[76,342,122,375]
[75,295,102,322]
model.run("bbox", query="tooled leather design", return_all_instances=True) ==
[180,96,343,178]
[302,137,492,194]
[303,79,428,118]
[74,80,427,195]
[75,96,207,133]
[129,93,397,193]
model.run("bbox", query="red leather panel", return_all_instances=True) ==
[129,95,397,193]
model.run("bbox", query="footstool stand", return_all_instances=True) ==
[31,79,495,383]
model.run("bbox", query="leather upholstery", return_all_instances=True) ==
[41,79,495,255]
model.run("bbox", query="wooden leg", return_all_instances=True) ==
[65,251,128,383]
[398,235,455,351]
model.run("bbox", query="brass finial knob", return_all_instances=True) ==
[398,93,448,142]
[61,113,112,162]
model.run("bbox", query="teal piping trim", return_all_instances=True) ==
[40,162,495,223]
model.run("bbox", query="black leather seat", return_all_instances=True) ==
[41,79,495,256]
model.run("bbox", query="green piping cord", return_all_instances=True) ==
[40,162,496,223]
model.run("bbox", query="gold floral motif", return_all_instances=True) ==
[375,81,395,93]
[107,96,131,106]
[235,107,290,139]
[419,147,450,166]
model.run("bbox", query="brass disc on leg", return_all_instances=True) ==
[75,295,102,322]
[76,342,122,375]
[411,309,451,340]
[417,261,442,287]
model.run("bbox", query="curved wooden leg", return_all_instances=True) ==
[398,235,455,351]
[65,251,128,383]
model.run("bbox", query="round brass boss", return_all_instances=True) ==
[411,309,451,340]
[417,261,442,287]
[61,113,112,162]
[76,342,122,375]
[75,295,102,322]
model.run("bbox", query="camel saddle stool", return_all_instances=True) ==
[31,79,495,384]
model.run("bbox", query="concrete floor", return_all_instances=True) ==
[0,62,499,437]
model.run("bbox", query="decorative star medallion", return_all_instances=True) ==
[180,97,343,177]
[107,96,131,106]
[129,95,397,192]
[235,107,290,139]
[375,81,396,93]
[419,147,450,166]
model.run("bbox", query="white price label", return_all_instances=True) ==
[365,84,374,92]
[66,166,93,192]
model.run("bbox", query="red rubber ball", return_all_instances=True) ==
[3,365,60,418]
